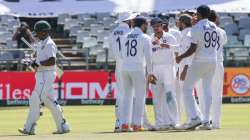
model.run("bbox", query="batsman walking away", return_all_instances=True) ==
[18,20,70,135]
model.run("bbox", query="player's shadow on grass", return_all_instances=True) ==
[0,134,29,137]
[155,129,209,133]
[94,131,156,134]
[94,131,123,134]
[94,129,204,134]
[155,130,193,133]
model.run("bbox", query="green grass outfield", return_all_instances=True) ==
[0,104,250,140]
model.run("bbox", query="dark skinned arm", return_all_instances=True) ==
[160,44,170,48]
[180,65,188,81]
[26,29,35,43]
[40,57,56,66]
[12,28,21,41]
[176,43,197,64]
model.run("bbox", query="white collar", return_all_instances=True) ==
[197,18,208,24]
[42,36,50,44]
[39,36,50,49]
[133,27,143,33]
[181,27,191,35]
[152,31,166,39]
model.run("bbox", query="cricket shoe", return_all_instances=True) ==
[198,122,212,130]
[18,128,35,135]
[121,124,132,132]
[172,124,183,130]
[114,119,121,133]
[114,127,122,133]
[174,123,196,130]
[184,117,202,130]
[175,117,201,130]
[147,126,157,131]
[53,123,70,134]
[174,123,188,130]
[132,125,144,132]
[211,121,221,129]
[154,125,172,131]
[52,130,70,134]
[212,125,220,129]
[168,124,177,130]
[143,122,157,131]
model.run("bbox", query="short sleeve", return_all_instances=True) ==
[143,35,153,73]
[222,30,228,46]
[191,26,199,44]
[44,43,57,58]
[166,34,179,53]
[181,33,194,66]
[108,34,116,59]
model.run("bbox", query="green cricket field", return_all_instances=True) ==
[0,104,250,140]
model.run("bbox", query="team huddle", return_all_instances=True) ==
[109,5,227,132]
[17,4,227,135]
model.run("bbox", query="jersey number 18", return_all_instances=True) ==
[125,39,137,57]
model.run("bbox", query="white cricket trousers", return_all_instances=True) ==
[179,77,203,123]
[211,61,224,128]
[151,65,179,126]
[175,64,188,124]
[24,70,65,132]
[177,64,203,123]
[121,69,146,126]
[175,78,182,124]
[183,61,216,122]
[114,69,123,128]
[196,61,224,126]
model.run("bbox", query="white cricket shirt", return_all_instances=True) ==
[179,27,194,66]
[191,19,220,62]
[109,23,131,71]
[216,27,227,62]
[36,36,57,71]
[121,27,152,73]
[169,28,182,53]
[151,31,177,66]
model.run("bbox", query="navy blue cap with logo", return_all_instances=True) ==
[150,17,163,26]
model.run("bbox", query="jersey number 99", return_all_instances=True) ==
[204,31,220,49]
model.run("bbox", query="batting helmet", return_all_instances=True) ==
[33,20,51,33]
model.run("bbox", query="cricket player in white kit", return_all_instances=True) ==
[197,10,228,129]
[162,19,182,44]
[178,14,204,123]
[176,5,220,130]
[18,20,70,135]
[149,17,179,130]
[177,14,199,121]
[162,18,183,123]
[210,10,227,129]
[120,16,153,132]
[109,12,137,132]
